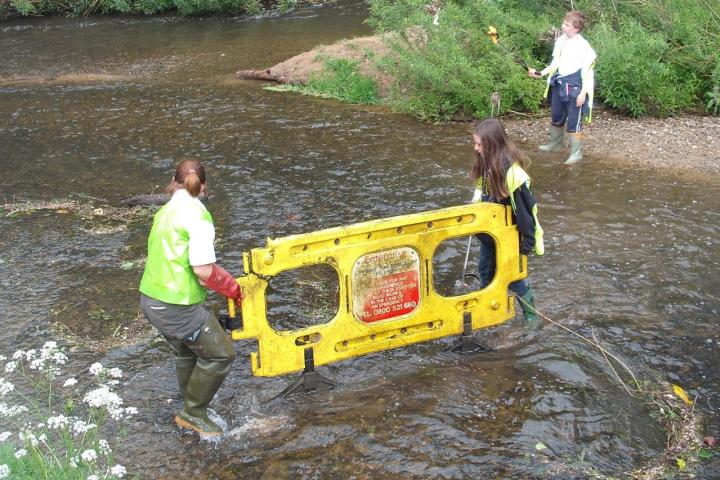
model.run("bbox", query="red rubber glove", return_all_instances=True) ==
[204,264,243,304]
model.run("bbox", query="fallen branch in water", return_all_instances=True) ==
[236,69,290,83]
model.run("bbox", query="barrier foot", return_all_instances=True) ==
[274,348,336,399]
[446,312,492,354]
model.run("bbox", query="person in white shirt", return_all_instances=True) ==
[528,11,596,164]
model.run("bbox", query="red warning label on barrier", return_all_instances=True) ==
[352,247,420,323]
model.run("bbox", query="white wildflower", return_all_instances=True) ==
[63,378,78,387]
[83,385,123,410]
[106,406,124,421]
[47,415,69,430]
[89,363,103,376]
[17,431,36,447]
[4,362,16,374]
[12,351,24,360]
[81,449,97,462]
[124,406,138,416]
[38,433,46,442]
[0,379,14,396]
[69,456,79,468]
[42,341,58,350]
[0,356,4,362]
[0,464,9,479]
[29,358,44,371]
[14,448,27,459]
[107,368,123,379]
[98,439,111,455]
[24,350,36,361]
[87,475,99,480]
[0,403,28,418]
[19,430,39,447]
[71,420,96,436]
[0,432,11,442]
[52,352,68,365]
[110,464,127,478]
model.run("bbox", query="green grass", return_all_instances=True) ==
[269,58,380,105]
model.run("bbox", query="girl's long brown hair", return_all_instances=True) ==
[471,118,529,200]
[165,158,206,198]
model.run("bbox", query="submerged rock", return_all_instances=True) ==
[120,193,170,207]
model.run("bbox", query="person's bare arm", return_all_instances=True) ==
[192,264,213,285]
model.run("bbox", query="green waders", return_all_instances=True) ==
[518,287,541,331]
[167,314,235,436]
[539,125,565,152]
[175,354,196,398]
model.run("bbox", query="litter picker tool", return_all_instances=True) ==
[486,26,531,70]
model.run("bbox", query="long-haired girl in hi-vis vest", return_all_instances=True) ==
[471,118,544,330]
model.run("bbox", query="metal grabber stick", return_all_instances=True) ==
[457,190,481,288]
[460,235,473,285]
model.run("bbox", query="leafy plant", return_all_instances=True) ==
[10,0,36,15]
[707,85,720,114]
[590,19,695,116]
[278,0,295,14]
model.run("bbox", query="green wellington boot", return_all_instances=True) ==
[175,365,227,436]
[539,125,565,152]
[175,355,196,397]
[518,287,541,331]
[174,316,234,436]
[565,133,583,164]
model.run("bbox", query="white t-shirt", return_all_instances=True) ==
[541,33,596,81]
[171,189,217,266]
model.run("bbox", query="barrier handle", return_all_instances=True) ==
[228,297,236,318]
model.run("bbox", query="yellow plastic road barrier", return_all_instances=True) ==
[230,202,526,377]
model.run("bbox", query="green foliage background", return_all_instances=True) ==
[368,0,720,118]
[1,0,261,17]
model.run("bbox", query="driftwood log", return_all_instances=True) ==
[120,193,213,207]
[236,69,290,83]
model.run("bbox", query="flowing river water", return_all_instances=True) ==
[1,2,719,478]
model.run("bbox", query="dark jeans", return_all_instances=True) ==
[477,233,529,297]
[549,83,584,133]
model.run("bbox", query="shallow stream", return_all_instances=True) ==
[1,3,719,477]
